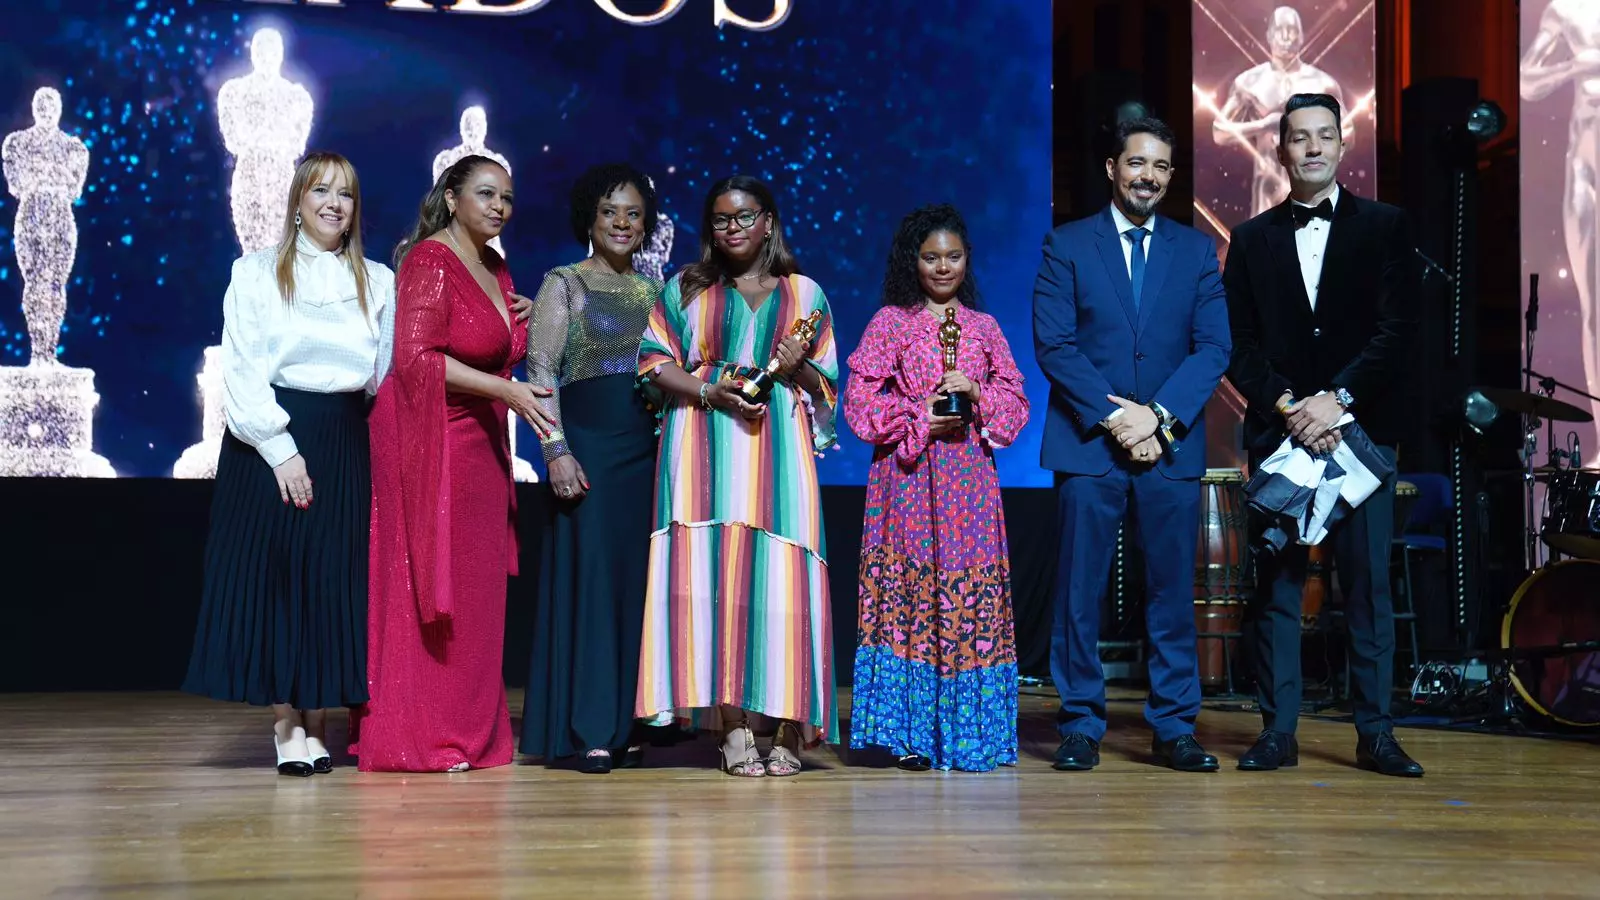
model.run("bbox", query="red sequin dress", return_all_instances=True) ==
[354,240,525,772]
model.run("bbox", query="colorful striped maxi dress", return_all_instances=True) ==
[844,303,1030,771]
[635,273,841,745]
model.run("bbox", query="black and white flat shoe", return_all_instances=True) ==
[275,732,314,777]
[306,736,333,774]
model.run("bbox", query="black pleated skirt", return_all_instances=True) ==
[520,373,658,760]
[183,387,371,709]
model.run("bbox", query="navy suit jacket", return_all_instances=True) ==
[1032,206,1232,479]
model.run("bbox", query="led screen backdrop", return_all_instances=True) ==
[1190,0,1376,466]
[0,0,1052,483]
[1520,0,1600,472]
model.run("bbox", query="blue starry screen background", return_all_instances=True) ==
[0,0,1052,484]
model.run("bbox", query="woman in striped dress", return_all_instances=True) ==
[635,175,838,777]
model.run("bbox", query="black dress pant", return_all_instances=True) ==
[1250,447,1397,736]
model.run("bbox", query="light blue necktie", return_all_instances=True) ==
[1126,226,1148,310]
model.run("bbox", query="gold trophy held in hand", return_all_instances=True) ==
[730,309,824,404]
[932,308,973,424]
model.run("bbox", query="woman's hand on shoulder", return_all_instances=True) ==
[508,292,534,323]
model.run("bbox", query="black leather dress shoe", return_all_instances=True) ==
[1237,730,1299,771]
[617,745,645,769]
[1053,734,1100,771]
[1357,732,1425,777]
[578,750,614,774]
[1152,734,1219,772]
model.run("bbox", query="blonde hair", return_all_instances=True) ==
[273,151,371,314]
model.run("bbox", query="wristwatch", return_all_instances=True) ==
[1148,401,1179,457]
[1333,387,1355,409]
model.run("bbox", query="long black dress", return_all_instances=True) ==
[519,263,662,760]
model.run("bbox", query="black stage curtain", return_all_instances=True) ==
[0,480,1062,692]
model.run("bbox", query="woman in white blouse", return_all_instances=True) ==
[182,151,396,776]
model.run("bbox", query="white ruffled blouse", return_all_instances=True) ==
[220,231,396,467]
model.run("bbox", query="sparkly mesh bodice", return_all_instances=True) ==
[525,262,663,462]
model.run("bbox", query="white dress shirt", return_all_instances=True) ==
[1292,183,1339,311]
[221,231,396,467]
[1102,204,1156,427]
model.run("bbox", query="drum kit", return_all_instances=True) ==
[1477,379,1600,729]
[1191,375,1600,730]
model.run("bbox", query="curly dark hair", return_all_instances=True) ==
[568,162,659,247]
[880,204,980,310]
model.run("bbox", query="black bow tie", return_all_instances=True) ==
[1291,198,1334,227]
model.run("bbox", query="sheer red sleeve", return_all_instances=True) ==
[389,242,455,623]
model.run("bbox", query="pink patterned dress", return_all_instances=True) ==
[843,303,1029,771]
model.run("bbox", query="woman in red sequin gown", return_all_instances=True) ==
[354,156,553,772]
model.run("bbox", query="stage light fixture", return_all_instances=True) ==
[1464,100,1505,142]
[1462,390,1500,435]
[1113,100,1148,124]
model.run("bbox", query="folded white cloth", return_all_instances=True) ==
[1245,411,1394,551]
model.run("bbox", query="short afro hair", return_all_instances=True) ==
[568,162,660,248]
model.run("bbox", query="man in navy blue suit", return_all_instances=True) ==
[1032,117,1232,772]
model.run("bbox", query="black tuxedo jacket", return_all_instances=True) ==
[1223,188,1419,456]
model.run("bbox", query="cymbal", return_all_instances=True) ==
[1473,387,1594,423]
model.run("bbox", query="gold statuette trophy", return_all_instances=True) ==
[931,307,973,423]
[731,309,823,404]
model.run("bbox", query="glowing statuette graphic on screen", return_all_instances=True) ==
[634,176,675,283]
[433,105,511,257]
[1522,0,1600,464]
[432,105,536,479]
[172,348,227,479]
[0,87,115,477]
[177,27,315,478]
[1210,6,1350,217]
[218,28,313,255]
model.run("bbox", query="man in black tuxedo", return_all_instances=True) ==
[1223,93,1425,777]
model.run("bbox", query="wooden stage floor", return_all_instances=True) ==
[2,690,1597,899]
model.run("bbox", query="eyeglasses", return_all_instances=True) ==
[710,209,764,231]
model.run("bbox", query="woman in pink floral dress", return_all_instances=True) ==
[844,204,1029,772]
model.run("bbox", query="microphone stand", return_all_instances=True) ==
[1521,367,1600,406]
[1523,275,1539,572]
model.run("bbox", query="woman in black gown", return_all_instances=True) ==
[520,164,666,773]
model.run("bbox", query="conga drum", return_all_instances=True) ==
[1303,543,1333,631]
[1195,468,1250,687]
